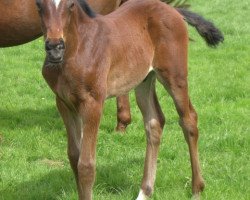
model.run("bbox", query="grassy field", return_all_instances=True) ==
[0,0,249,199]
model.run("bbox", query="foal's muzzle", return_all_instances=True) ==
[45,38,65,64]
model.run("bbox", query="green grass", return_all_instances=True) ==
[0,0,249,199]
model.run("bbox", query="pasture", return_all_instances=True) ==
[0,0,249,199]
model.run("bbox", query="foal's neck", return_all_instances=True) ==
[64,3,95,60]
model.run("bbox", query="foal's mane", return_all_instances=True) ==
[77,0,96,18]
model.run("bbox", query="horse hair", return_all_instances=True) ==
[177,8,224,47]
[77,0,96,18]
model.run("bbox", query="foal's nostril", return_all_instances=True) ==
[45,38,65,51]
[45,40,56,51]
[57,40,65,50]
[58,39,65,50]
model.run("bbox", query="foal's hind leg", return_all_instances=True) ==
[135,72,165,199]
[156,62,205,198]
[116,95,131,132]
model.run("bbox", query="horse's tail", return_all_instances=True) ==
[176,8,224,47]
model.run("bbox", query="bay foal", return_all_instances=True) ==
[1,0,223,132]
[36,0,223,199]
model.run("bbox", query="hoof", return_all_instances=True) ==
[192,179,205,200]
[191,193,200,200]
[136,190,149,200]
[194,179,205,192]
[115,123,127,132]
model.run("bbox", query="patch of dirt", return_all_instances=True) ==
[38,158,64,168]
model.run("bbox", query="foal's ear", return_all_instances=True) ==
[68,0,75,11]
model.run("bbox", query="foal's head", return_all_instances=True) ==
[35,0,76,63]
[36,0,95,64]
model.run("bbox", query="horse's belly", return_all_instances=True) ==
[106,65,153,98]
[105,30,154,98]
[0,0,41,47]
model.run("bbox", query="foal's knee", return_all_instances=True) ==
[78,160,96,181]
[116,110,131,131]
[116,95,131,131]
[118,109,131,122]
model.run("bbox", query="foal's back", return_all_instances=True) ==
[102,0,186,47]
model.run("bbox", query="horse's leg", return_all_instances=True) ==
[56,97,81,192]
[156,56,205,198]
[77,97,103,200]
[135,72,165,200]
[116,95,131,132]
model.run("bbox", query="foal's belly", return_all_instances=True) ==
[106,64,153,98]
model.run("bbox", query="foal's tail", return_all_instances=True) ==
[176,8,224,47]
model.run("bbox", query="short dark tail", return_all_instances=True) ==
[176,8,224,47]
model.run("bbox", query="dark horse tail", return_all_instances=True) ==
[176,8,224,47]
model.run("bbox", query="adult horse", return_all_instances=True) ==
[0,0,223,132]
[0,0,124,47]
[36,0,223,199]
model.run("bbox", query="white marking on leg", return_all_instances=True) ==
[148,66,154,73]
[79,119,84,150]
[136,189,149,200]
[53,0,61,9]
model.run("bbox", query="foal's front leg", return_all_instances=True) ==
[56,96,81,191]
[77,97,103,200]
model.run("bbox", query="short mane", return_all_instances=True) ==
[77,0,96,18]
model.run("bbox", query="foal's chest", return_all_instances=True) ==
[42,65,77,105]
